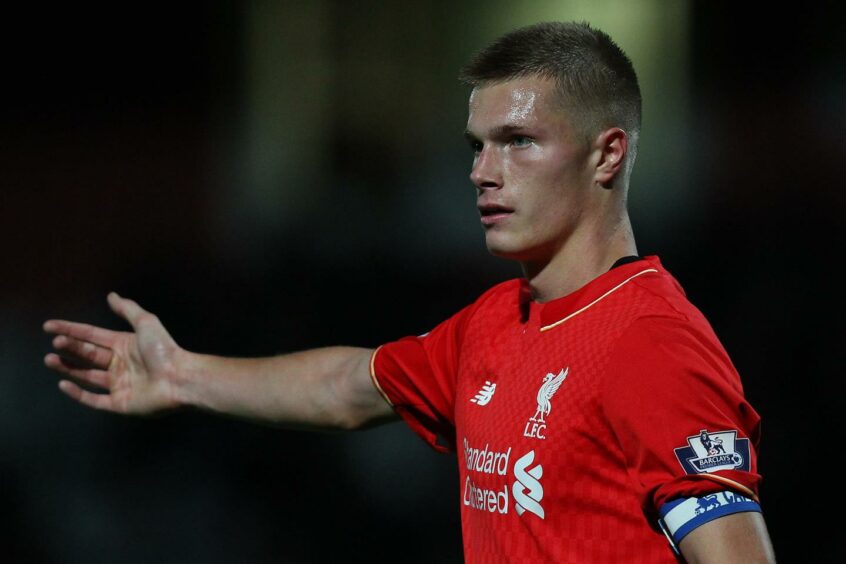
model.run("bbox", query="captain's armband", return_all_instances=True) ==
[657,490,761,554]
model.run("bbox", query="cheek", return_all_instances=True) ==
[513,144,577,181]
[523,175,584,236]
[503,148,550,189]
[510,155,575,205]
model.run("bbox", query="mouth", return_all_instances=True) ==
[478,203,514,226]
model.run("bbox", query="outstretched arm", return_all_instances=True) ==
[43,292,396,430]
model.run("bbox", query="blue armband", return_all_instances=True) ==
[657,490,761,554]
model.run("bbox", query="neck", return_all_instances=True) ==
[521,213,637,303]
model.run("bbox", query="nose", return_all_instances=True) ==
[470,147,502,190]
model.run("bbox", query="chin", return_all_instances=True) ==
[485,236,534,261]
[485,232,554,263]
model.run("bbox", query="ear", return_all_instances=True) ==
[593,127,628,188]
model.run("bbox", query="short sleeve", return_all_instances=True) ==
[602,315,763,521]
[370,302,476,453]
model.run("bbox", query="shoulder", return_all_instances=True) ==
[602,257,743,388]
[618,256,720,337]
[604,313,745,401]
[414,278,524,342]
[476,277,525,301]
[461,277,526,319]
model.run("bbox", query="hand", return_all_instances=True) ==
[43,292,185,415]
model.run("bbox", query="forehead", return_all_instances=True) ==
[467,75,561,130]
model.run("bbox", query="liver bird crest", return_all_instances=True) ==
[530,367,569,423]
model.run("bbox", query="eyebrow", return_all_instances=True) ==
[464,123,531,143]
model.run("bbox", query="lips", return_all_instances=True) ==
[478,202,514,226]
[477,203,514,216]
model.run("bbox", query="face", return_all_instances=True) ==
[465,75,595,263]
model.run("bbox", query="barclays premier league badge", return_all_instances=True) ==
[674,429,751,474]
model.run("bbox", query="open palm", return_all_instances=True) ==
[43,292,184,415]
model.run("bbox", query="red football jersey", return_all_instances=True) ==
[370,256,762,563]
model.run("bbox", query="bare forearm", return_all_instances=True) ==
[174,346,382,430]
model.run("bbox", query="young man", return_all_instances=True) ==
[43,22,775,563]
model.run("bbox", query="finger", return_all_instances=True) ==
[45,353,113,389]
[58,380,117,412]
[51,335,114,369]
[43,319,120,349]
[107,292,155,330]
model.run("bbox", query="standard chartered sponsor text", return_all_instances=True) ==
[463,438,512,514]
[463,438,511,475]
[464,476,509,514]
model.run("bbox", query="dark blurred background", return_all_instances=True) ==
[2,1,843,562]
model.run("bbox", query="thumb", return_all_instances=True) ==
[107,291,151,329]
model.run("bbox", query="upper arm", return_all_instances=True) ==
[364,296,483,451]
[679,511,775,563]
[602,316,763,510]
[336,346,398,430]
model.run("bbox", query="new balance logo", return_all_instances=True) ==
[470,381,497,406]
[513,450,544,519]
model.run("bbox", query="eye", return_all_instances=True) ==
[470,140,483,154]
[511,136,533,148]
